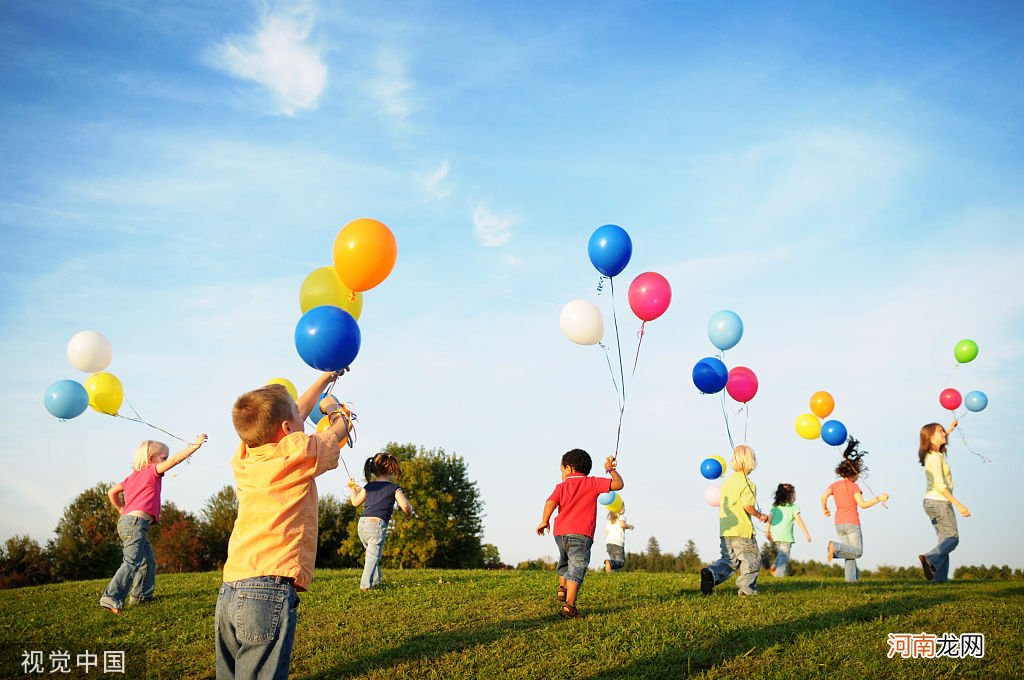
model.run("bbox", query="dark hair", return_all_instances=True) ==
[919,423,947,466]
[561,448,592,475]
[773,483,795,507]
[363,452,402,481]
[834,437,869,479]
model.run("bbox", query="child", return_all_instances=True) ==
[603,510,634,573]
[918,420,970,583]
[821,439,888,583]
[536,449,623,618]
[700,445,770,596]
[215,371,351,680]
[766,483,811,577]
[99,434,208,613]
[347,451,413,591]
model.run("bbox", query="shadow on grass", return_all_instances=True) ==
[588,590,958,679]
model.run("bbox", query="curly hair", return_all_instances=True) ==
[561,448,592,475]
[773,483,796,507]
[835,437,869,479]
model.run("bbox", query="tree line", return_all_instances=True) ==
[1,443,503,589]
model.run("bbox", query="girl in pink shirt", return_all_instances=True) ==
[99,434,206,613]
[820,440,888,582]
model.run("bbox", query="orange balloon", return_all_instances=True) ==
[315,410,350,447]
[332,218,397,293]
[810,391,835,419]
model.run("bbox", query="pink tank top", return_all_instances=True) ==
[121,465,163,522]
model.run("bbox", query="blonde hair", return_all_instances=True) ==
[132,440,169,471]
[232,384,296,447]
[731,445,757,474]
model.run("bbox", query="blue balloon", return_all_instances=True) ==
[708,310,744,351]
[44,380,89,419]
[587,224,632,277]
[700,458,723,480]
[597,491,617,505]
[964,390,988,413]
[692,357,729,394]
[294,306,361,372]
[821,420,848,446]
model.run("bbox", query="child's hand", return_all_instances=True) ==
[604,456,617,473]
[823,508,831,518]
[759,512,770,523]
[878,493,890,503]
[806,535,812,542]
[192,433,208,449]
[535,521,550,536]
[319,395,341,415]
[346,477,357,489]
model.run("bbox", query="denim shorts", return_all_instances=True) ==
[554,534,593,585]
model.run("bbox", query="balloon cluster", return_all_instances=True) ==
[940,339,988,415]
[44,331,123,419]
[691,311,756,402]
[699,454,727,507]
[598,490,625,514]
[794,390,847,446]
[294,218,397,371]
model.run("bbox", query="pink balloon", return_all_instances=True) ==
[726,366,758,403]
[939,388,962,411]
[703,486,721,507]
[628,272,672,322]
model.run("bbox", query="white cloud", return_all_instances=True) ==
[369,49,415,126]
[472,201,517,247]
[207,0,327,116]
[415,160,452,199]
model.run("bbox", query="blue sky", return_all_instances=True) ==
[1,0,1022,572]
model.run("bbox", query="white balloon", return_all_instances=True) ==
[559,300,604,345]
[703,486,721,507]
[67,330,113,373]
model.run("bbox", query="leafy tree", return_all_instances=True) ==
[516,558,555,570]
[48,482,121,581]
[481,543,503,569]
[198,486,237,569]
[678,540,703,572]
[317,493,358,568]
[339,443,485,568]
[0,535,53,588]
[646,536,661,557]
[760,541,778,571]
[149,502,204,573]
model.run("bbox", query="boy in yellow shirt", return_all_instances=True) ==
[215,370,352,679]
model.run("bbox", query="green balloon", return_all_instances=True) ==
[954,339,979,364]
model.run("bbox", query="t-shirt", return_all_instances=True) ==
[720,472,757,538]
[546,475,613,539]
[605,515,627,546]
[223,430,339,591]
[769,503,800,543]
[923,451,954,501]
[829,478,862,525]
[362,481,401,522]
[121,465,163,522]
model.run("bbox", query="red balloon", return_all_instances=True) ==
[627,272,672,322]
[939,388,962,411]
[726,366,758,403]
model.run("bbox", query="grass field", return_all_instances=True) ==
[2,569,1023,679]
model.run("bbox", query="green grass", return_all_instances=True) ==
[2,570,1023,678]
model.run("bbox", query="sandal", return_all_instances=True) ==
[557,585,567,602]
[559,603,581,619]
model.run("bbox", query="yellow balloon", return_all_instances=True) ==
[265,378,298,401]
[795,413,822,440]
[299,266,363,320]
[315,412,350,447]
[84,372,124,415]
[711,455,727,470]
[606,495,625,514]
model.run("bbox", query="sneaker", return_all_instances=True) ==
[127,596,153,606]
[919,555,934,581]
[700,568,715,595]
[739,590,758,596]
[827,542,835,563]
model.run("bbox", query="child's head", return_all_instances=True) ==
[561,448,592,475]
[232,384,301,448]
[835,457,863,480]
[918,423,948,465]
[730,445,756,474]
[607,511,620,521]
[132,440,169,471]
[773,483,796,506]
[364,451,402,481]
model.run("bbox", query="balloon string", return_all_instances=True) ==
[859,478,888,509]
[955,425,991,463]
[743,403,749,444]
[115,399,190,445]
[598,343,623,411]
[608,277,627,404]
[719,391,735,450]
[612,321,648,460]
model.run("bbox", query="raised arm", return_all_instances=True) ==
[604,456,624,491]
[156,434,207,475]
[297,369,348,421]
[348,479,367,507]
[853,491,889,509]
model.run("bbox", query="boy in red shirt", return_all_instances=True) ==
[536,449,623,618]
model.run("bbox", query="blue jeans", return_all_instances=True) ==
[100,515,155,610]
[215,577,299,680]
[707,536,761,595]
[554,534,593,585]
[831,524,863,582]
[606,543,625,571]
[357,516,388,590]
[923,499,959,583]
[773,541,793,577]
